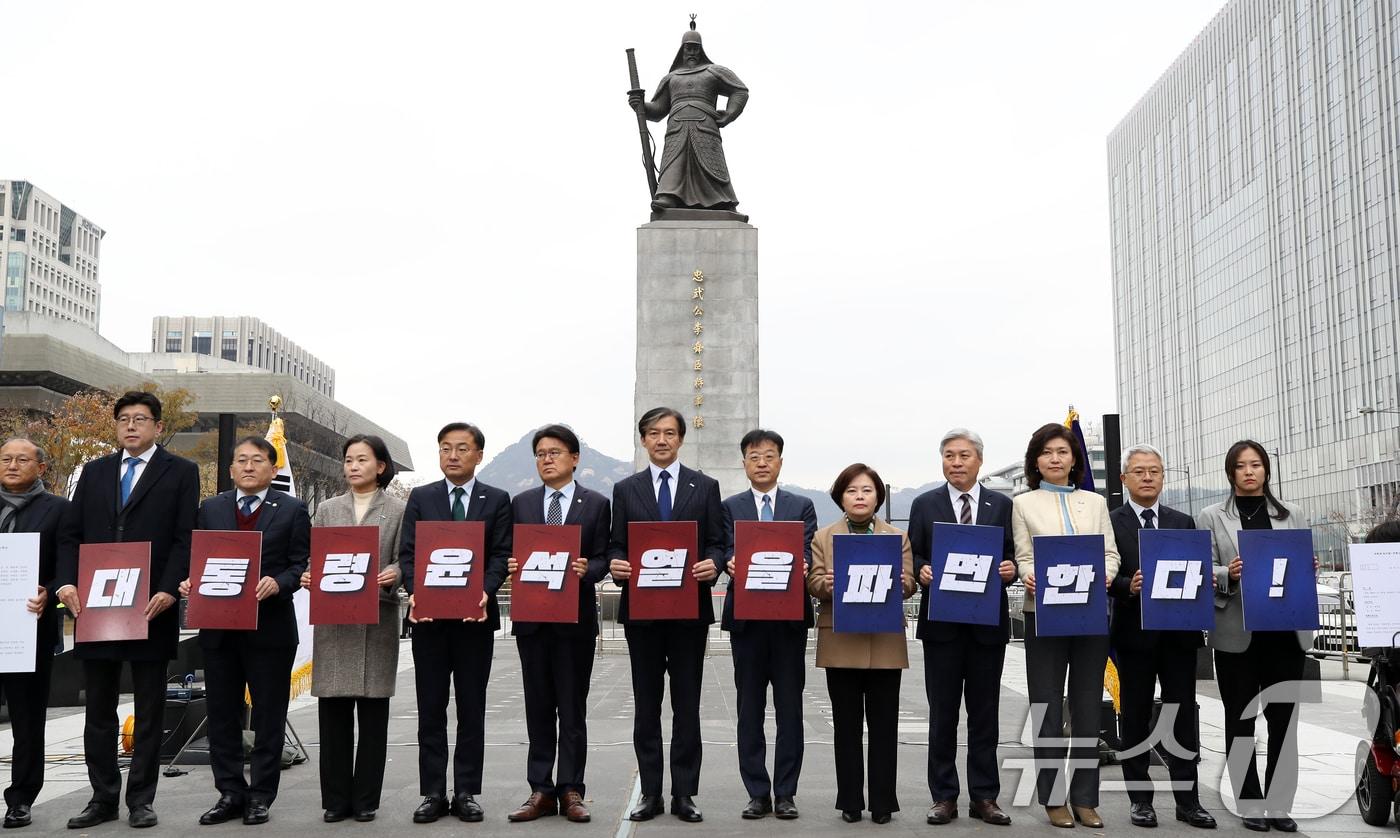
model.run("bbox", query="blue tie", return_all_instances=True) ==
[761,494,774,522]
[240,496,257,516]
[120,457,140,506]
[657,471,673,522]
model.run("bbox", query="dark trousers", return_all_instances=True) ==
[731,625,806,799]
[1118,640,1201,806]
[1214,632,1306,816]
[623,623,707,797]
[517,627,596,796]
[203,641,296,804]
[1,643,56,807]
[922,634,1005,802]
[81,659,168,809]
[318,697,390,814]
[1023,614,1108,807]
[411,621,494,797]
[825,667,901,814]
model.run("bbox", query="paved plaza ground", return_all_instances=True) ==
[3,622,1383,837]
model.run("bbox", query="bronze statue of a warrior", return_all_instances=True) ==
[627,17,749,219]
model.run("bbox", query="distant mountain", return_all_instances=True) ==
[477,430,949,527]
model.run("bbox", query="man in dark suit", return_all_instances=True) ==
[608,407,723,823]
[719,429,816,820]
[504,424,611,824]
[1109,444,1215,829]
[55,391,199,829]
[179,436,310,826]
[399,422,512,824]
[0,438,69,828]
[910,429,1015,827]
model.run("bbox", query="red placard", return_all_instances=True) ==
[511,524,582,624]
[413,521,486,620]
[186,530,262,630]
[733,521,807,621]
[310,526,381,626]
[76,542,151,643]
[627,521,698,621]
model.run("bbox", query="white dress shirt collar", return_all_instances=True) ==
[235,487,270,513]
[543,481,576,519]
[445,476,477,504]
[1127,498,1161,525]
[750,486,779,517]
[649,461,681,499]
[946,481,981,521]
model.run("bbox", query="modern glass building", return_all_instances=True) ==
[1108,0,1400,567]
[0,181,103,330]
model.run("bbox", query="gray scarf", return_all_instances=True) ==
[0,480,47,533]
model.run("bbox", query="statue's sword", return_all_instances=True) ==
[626,48,660,198]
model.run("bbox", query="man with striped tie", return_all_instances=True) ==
[504,425,611,824]
[909,429,1016,827]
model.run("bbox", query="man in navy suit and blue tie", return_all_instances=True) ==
[504,424,611,824]
[1109,444,1215,830]
[55,391,200,830]
[909,429,1015,827]
[180,436,311,826]
[720,429,817,820]
[399,423,513,824]
[608,407,724,824]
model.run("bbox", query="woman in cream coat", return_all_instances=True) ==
[807,463,915,825]
[300,434,405,823]
[1196,440,1310,833]
[1012,423,1119,829]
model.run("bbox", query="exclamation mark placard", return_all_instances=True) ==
[1268,556,1287,598]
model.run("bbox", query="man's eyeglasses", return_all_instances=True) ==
[1125,468,1164,478]
[115,414,155,426]
[535,450,570,461]
[0,456,35,466]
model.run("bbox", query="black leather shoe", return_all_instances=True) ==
[128,805,158,829]
[670,796,703,822]
[199,796,244,826]
[67,802,119,830]
[1131,802,1158,827]
[1267,816,1297,832]
[871,811,892,824]
[3,805,31,829]
[774,796,798,819]
[927,800,957,825]
[841,810,862,823]
[1241,817,1270,832]
[242,800,269,825]
[353,810,376,823]
[412,797,448,824]
[453,795,483,823]
[323,810,349,823]
[1175,806,1217,829]
[629,795,664,821]
[741,797,772,819]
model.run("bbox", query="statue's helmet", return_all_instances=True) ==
[669,16,712,71]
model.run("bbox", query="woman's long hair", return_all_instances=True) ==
[1224,439,1289,520]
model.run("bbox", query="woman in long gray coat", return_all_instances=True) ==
[301,434,405,823]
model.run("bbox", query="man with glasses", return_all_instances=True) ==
[503,425,611,824]
[1110,444,1215,829]
[0,438,68,829]
[398,423,512,824]
[719,429,817,820]
[55,391,200,829]
[608,407,723,823]
[178,436,310,826]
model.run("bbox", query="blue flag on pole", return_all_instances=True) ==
[832,533,904,634]
[1240,528,1320,632]
[1032,533,1107,637]
[1138,528,1214,632]
[927,522,1003,626]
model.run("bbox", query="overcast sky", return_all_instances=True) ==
[9,0,1228,489]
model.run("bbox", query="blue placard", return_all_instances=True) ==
[1032,534,1108,637]
[1138,528,1214,632]
[832,533,904,634]
[1240,528,1320,632]
[927,522,1003,626]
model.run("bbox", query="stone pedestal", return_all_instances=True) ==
[634,220,758,500]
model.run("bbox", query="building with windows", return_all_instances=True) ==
[150,316,334,397]
[0,181,103,330]
[1108,0,1400,566]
